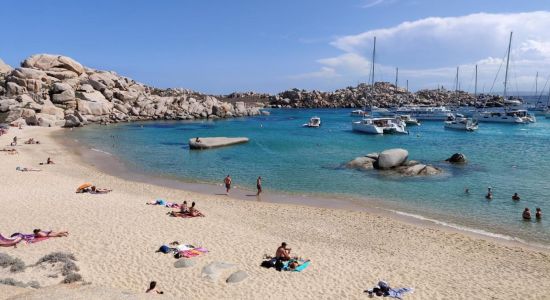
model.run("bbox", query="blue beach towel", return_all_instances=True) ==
[283,259,311,272]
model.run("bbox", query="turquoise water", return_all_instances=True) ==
[69,109,550,246]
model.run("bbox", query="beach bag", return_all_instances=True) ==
[275,259,284,271]
[158,245,171,254]
[261,259,275,269]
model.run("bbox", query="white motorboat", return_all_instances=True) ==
[303,117,321,127]
[369,106,396,117]
[444,114,478,131]
[474,110,534,124]
[397,114,420,126]
[350,109,367,117]
[352,117,407,135]
[393,106,453,121]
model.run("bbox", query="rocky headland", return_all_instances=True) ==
[0,54,512,128]
[0,54,264,128]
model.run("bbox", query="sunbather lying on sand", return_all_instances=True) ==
[33,229,69,238]
[1,148,18,154]
[168,201,188,216]
[147,199,179,208]
[16,166,41,172]
[23,138,40,144]
[89,186,112,194]
[288,259,310,270]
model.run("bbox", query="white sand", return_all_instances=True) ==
[1,126,550,299]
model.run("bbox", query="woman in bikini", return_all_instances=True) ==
[33,229,69,238]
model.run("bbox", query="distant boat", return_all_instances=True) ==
[350,109,367,117]
[476,32,536,124]
[475,110,534,123]
[352,117,407,135]
[444,114,478,131]
[397,114,420,126]
[394,106,453,121]
[303,116,321,127]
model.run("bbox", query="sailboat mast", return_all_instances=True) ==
[395,67,398,88]
[503,31,513,100]
[474,65,478,98]
[371,37,376,89]
[535,71,538,96]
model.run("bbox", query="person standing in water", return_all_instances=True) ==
[523,208,531,220]
[224,175,232,195]
[485,187,493,200]
[256,176,262,196]
[536,208,542,220]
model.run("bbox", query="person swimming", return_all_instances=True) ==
[485,188,493,200]
[522,208,531,220]
[536,208,542,220]
[512,193,520,201]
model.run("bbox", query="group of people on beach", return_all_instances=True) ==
[224,175,262,196]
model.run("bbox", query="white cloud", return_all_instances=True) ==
[361,0,385,9]
[288,67,341,80]
[294,11,550,92]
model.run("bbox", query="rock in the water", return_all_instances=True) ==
[365,152,379,160]
[189,137,249,150]
[226,271,248,284]
[346,157,375,170]
[174,259,196,268]
[419,165,442,175]
[402,164,426,176]
[446,153,467,164]
[376,148,408,170]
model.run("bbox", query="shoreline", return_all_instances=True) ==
[56,127,550,253]
[2,126,550,299]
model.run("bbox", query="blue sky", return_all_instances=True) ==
[2,0,550,94]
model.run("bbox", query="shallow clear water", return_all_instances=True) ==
[68,108,550,246]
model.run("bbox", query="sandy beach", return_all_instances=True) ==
[1,126,550,299]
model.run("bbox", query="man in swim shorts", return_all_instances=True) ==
[224,175,232,194]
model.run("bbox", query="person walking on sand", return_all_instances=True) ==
[224,175,232,194]
[12,136,17,146]
[256,176,262,196]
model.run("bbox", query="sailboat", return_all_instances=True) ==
[474,32,536,124]
[352,37,408,134]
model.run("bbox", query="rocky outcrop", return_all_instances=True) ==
[189,137,249,150]
[0,54,263,127]
[268,83,487,109]
[446,153,467,164]
[346,148,442,176]
[376,148,409,170]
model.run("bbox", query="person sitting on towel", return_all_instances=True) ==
[33,229,69,238]
[276,242,292,261]
[188,202,204,217]
[169,201,190,217]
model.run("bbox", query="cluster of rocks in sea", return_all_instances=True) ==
[267,83,507,109]
[346,148,442,176]
[0,54,264,128]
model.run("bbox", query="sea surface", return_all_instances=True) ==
[67,108,550,247]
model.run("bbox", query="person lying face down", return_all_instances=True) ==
[33,229,69,238]
[89,186,112,194]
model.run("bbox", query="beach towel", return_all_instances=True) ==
[387,287,414,299]
[0,234,22,247]
[282,259,311,272]
[178,247,208,258]
[9,233,50,244]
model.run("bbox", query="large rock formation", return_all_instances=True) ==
[0,54,263,127]
[346,148,442,176]
[265,82,502,109]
